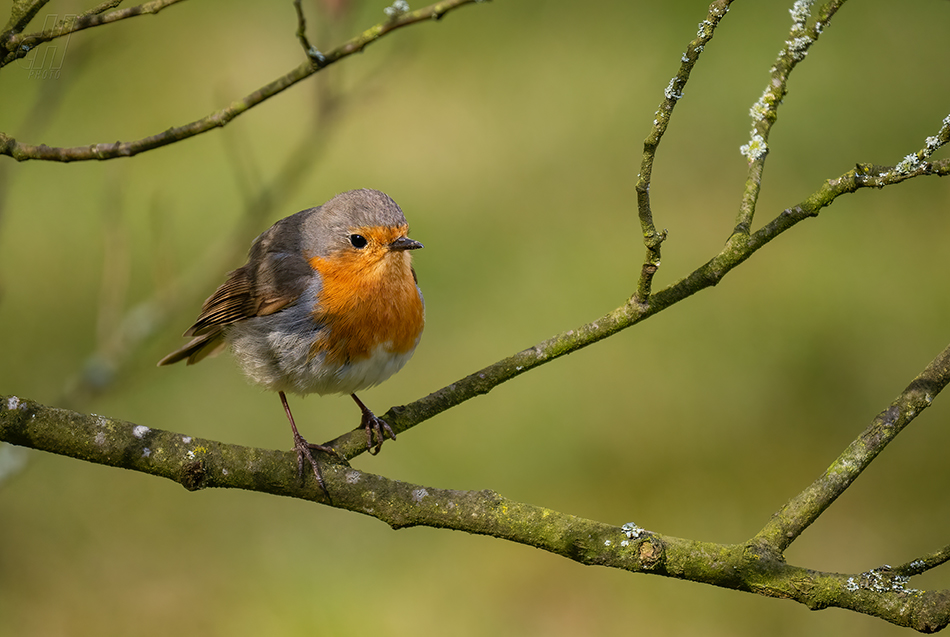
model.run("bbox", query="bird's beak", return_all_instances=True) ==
[389,236,423,251]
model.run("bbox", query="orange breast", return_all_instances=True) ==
[307,248,424,367]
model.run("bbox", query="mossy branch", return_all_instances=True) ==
[2,0,48,40]
[5,336,950,633]
[0,0,485,162]
[633,0,734,303]
[734,0,848,235]
[756,342,950,551]
[0,0,187,68]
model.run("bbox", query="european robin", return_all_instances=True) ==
[158,189,425,492]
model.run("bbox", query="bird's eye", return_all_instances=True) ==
[349,234,368,249]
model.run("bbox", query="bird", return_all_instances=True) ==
[158,189,425,493]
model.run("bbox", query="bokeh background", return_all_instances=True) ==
[2,1,949,635]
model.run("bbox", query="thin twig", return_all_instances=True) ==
[293,0,326,66]
[755,341,950,550]
[77,0,126,20]
[734,0,848,235]
[633,0,733,304]
[1,0,51,40]
[0,0,485,162]
[1,0,185,68]
[893,544,950,578]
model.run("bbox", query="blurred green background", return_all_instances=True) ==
[2,0,949,635]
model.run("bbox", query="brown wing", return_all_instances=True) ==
[186,267,256,337]
[158,209,318,367]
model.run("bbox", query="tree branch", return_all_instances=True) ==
[0,0,486,162]
[1,0,185,68]
[1,0,49,42]
[755,341,950,550]
[5,334,950,631]
[735,0,848,235]
[633,0,734,303]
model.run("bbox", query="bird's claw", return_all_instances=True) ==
[363,412,396,455]
[351,394,396,455]
[292,429,335,499]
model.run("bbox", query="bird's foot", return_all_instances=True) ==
[351,394,396,455]
[291,428,338,499]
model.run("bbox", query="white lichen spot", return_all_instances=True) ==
[604,539,613,547]
[849,566,919,594]
[621,522,644,539]
[896,153,921,174]
[749,87,774,122]
[786,35,812,61]
[345,470,362,484]
[750,98,769,122]
[306,46,326,65]
[412,488,429,502]
[182,436,192,444]
[664,77,683,101]
[95,431,106,446]
[132,425,150,439]
[924,136,942,153]
[186,450,196,460]
[696,19,713,38]
[384,0,409,18]
[6,396,19,410]
[222,468,229,476]
[789,0,814,27]
[681,52,689,63]
[142,448,151,458]
[892,574,913,591]
[910,559,926,570]
[740,133,768,160]
[620,540,630,547]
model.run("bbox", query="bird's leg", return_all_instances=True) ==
[280,390,336,497]
[350,393,396,455]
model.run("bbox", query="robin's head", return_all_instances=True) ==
[304,189,422,282]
